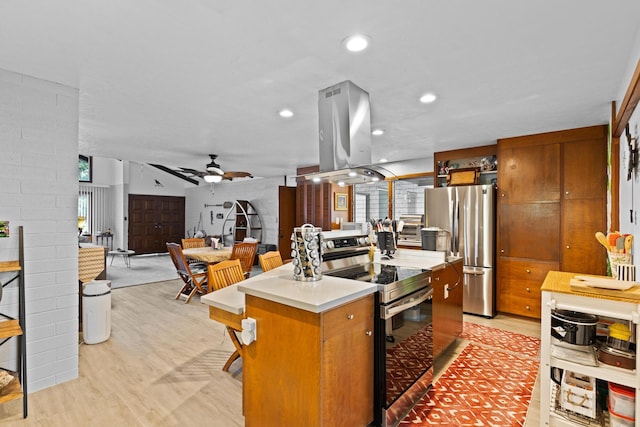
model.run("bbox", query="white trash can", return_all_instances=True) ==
[82,280,112,344]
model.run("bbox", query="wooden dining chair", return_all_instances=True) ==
[259,251,283,272]
[207,259,246,371]
[230,241,258,278]
[181,237,206,249]
[166,242,209,304]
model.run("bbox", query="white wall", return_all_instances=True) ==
[185,177,284,246]
[0,68,80,392]
[616,31,640,263]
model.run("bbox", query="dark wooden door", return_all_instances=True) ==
[278,186,296,261]
[128,194,185,254]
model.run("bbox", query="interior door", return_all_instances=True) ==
[278,186,296,261]
[128,194,185,254]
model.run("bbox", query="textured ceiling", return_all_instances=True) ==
[1,1,639,180]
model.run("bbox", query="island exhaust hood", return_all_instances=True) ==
[302,80,391,185]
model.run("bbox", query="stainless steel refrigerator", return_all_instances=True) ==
[424,185,496,317]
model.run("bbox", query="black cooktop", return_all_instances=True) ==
[324,263,426,286]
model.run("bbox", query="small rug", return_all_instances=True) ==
[399,323,540,426]
[107,254,179,289]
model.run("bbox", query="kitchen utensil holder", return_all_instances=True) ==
[608,251,632,279]
[291,224,323,282]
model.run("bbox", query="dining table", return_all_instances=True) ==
[182,247,233,264]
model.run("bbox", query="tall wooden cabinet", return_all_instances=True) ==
[0,226,27,418]
[496,125,607,318]
[243,293,374,427]
[295,166,332,231]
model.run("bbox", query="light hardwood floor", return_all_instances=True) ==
[0,280,541,426]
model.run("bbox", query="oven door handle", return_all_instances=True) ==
[383,288,433,319]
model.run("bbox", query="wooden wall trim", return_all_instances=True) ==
[611,102,620,232]
[613,58,640,137]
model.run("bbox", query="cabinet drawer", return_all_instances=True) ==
[497,293,541,318]
[499,277,541,299]
[323,294,373,340]
[499,259,559,282]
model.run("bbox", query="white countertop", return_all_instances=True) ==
[202,263,378,314]
[201,248,461,316]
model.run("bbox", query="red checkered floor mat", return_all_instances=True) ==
[399,324,540,426]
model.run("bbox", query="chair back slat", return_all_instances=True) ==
[208,259,245,291]
[182,238,206,249]
[259,251,283,272]
[230,241,258,277]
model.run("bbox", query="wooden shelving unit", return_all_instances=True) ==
[221,200,263,245]
[0,226,27,417]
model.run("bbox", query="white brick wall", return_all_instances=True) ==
[0,68,79,392]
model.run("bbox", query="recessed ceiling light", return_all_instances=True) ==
[348,171,357,177]
[343,34,370,52]
[337,181,346,187]
[372,129,384,136]
[279,109,294,118]
[420,93,437,104]
[379,158,388,163]
[312,177,321,183]
[372,177,380,182]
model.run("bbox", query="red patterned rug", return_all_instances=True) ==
[399,323,540,426]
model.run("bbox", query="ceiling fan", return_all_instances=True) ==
[180,154,253,182]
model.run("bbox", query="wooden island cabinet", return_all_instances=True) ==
[496,125,607,319]
[432,259,463,362]
[243,293,374,427]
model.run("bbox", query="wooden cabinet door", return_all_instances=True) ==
[498,142,560,203]
[322,294,374,426]
[561,129,607,275]
[498,202,560,261]
[128,194,185,254]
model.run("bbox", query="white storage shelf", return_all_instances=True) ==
[541,288,640,426]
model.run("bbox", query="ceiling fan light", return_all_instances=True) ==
[204,174,222,183]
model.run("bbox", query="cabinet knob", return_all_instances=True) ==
[526,269,531,274]
[526,287,530,292]
[565,191,570,195]
[435,276,440,281]
[501,193,505,197]
[525,305,530,310]
[365,330,372,336]
[501,249,505,254]
[347,314,354,320]
[566,245,570,249]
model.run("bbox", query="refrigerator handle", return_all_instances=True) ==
[452,195,459,255]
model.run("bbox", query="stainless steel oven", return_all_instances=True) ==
[324,257,433,427]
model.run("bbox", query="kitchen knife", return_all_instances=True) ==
[617,236,626,253]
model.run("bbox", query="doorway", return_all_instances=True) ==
[128,194,185,254]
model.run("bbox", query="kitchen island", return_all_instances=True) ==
[201,249,462,427]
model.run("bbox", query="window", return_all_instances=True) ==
[353,180,390,222]
[79,155,92,182]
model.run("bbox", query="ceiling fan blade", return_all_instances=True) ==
[223,171,253,179]
[179,167,206,177]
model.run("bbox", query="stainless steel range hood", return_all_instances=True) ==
[302,80,391,184]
